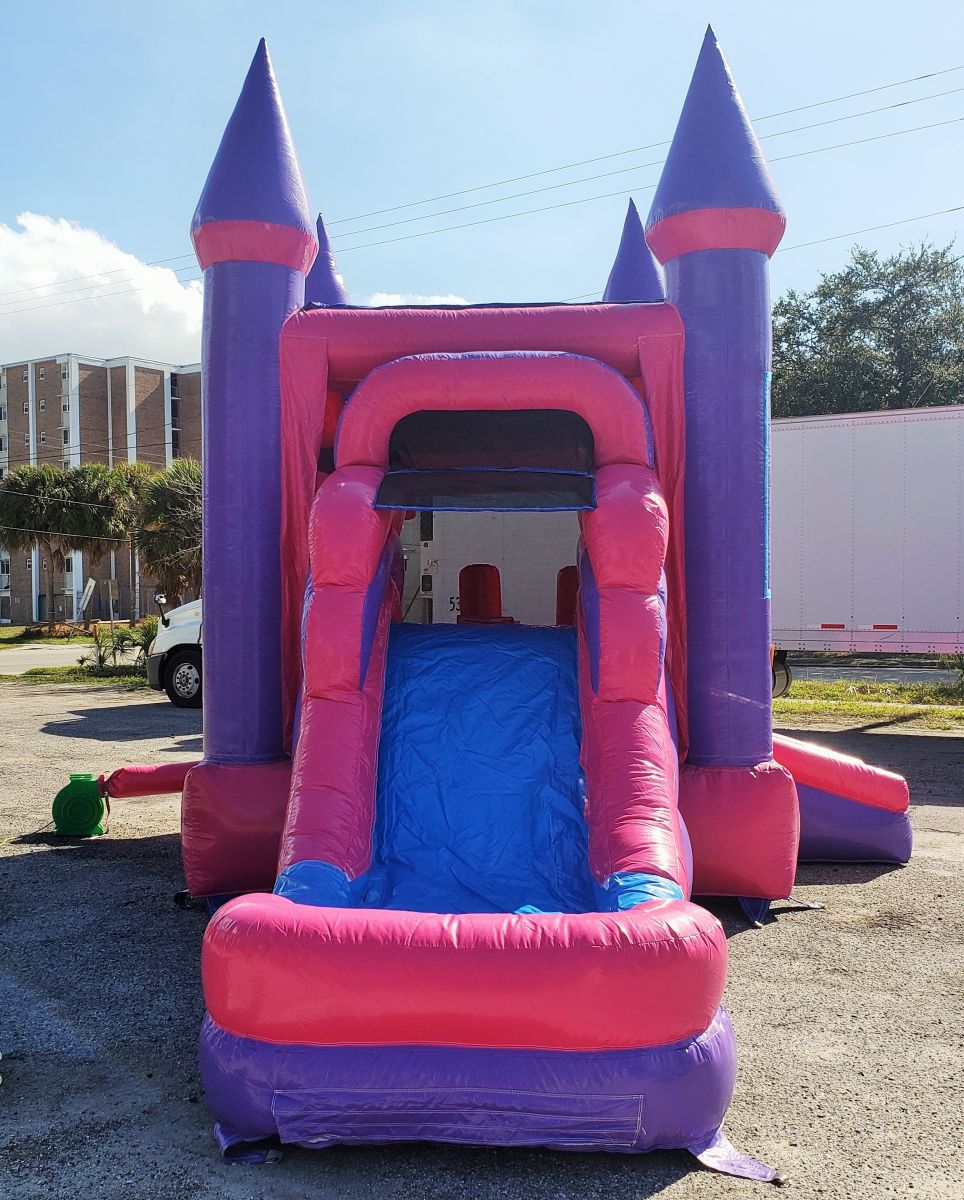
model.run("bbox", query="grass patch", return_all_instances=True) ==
[0,665,148,690]
[0,624,94,646]
[775,697,964,730]
[776,676,964,730]
[788,677,964,705]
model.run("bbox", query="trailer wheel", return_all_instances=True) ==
[772,651,792,699]
[164,648,202,708]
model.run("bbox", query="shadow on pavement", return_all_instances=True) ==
[41,702,202,744]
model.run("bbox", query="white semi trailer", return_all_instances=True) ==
[770,403,964,655]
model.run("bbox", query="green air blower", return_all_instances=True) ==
[52,774,107,837]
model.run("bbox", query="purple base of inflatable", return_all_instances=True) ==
[199,1007,774,1177]
[797,783,912,864]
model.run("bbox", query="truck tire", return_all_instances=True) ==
[163,648,202,708]
[772,651,792,699]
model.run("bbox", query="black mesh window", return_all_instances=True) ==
[375,409,595,512]
[388,409,593,472]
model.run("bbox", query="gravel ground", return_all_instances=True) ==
[0,682,962,1199]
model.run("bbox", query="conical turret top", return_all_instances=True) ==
[602,200,665,303]
[646,27,784,259]
[192,39,314,238]
[305,214,349,304]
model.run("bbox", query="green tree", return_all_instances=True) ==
[111,461,155,622]
[772,241,964,418]
[0,465,75,629]
[63,464,129,625]
[135,458,202,606]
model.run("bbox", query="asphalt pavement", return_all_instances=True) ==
[0,683,961,1199]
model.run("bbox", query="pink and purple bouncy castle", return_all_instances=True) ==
[177,28,912,1179]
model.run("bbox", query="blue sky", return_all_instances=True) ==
[1,1,961,360]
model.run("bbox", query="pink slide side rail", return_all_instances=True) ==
[578,464,688,892]
[772,733,909,813]
[278,467,399,876]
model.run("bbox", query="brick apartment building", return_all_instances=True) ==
[0,354,200,624]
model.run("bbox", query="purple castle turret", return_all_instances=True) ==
[190,41,317,767]
[646,26,785,769]
[602,199,664,303]
[305,213,349,305]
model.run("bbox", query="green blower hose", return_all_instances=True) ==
[52,774,107,837]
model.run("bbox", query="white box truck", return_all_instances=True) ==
[146,598,202,707]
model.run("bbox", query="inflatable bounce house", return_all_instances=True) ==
[80,28,914,1181]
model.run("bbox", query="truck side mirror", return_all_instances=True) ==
[154,592,170,627]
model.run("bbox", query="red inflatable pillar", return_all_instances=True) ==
[556,565,578,626]
[458,564,505,623]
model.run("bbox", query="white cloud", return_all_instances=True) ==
[0,213,202,364]
[365,292,470,307]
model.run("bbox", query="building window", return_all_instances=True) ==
[63,459,70,469]
[61,364,68,380]
[22,369,28,383]
[39,367,45,380]
[0,468,5,481]
[24,432,29,445]
[64,557,72,573]
[0,405,5,421]
[25,557,31,570]
[62,401,69,413]
[23,401,29,414]
[40,432,47,444]
[63,429,69,446]
[39,398,46,411]
[0,437,5,452]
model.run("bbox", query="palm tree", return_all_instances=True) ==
[64,464,129,625]
[135,458,202,605]
[0,465,75,630]
[110,461,154,622]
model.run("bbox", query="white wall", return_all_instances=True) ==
[421,510,581,626]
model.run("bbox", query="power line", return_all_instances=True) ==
[328,62,964,224]
[0,261,201,310]
[334,116,964,254]
[330,86,964,240]
[5,86,961,321]
[0,485,115,509]
[565,204,964,300]
[0,271,200,318]
[0,524,125,543]
[0,253,198,303]
[2,61,961,307]
[779,206,964,251]
[3,111,961,324]
[7,439,183,467]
